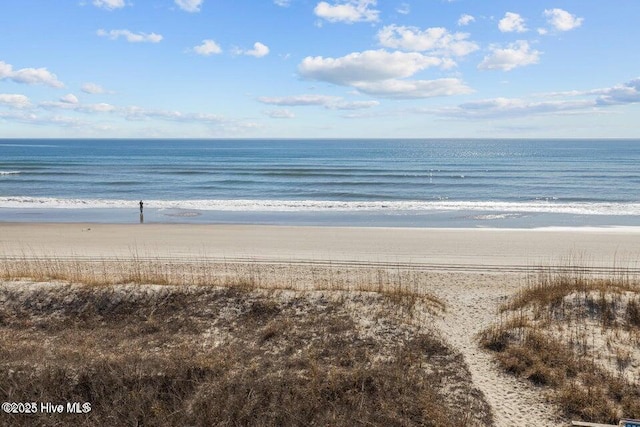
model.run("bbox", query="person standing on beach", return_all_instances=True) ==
[139,200,144,213]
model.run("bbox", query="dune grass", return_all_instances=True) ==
[0,254,443,311]
[0,256,493,426]
[480,267,640,423]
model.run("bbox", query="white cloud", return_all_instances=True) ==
[60,94,79,104]
[299,50,469,99]
[258,94,340,106]
[193,39,222,56]
[122,108,260,133]
[299,50,451,85]
[0,94,31,109]
[314,0,379,24]
[11,69,64,87]
[0,111,87,127]
[0,61,64,88]
[498,12,527,33]
[370,78,640,121]
[377,25,479,57]
[37,98,258,131]
[264,109,295,118]
[0,61,11,78]
[541,80,640,102]
[40,100,117,113]
[2,95,260,134]
[77,103,117,113]
[81,83,106,94]
[273,0,291,6]
[429,78,640,120]
[333,100,380,110]
[257,94,379,110]
[478,41,540,71]
[434,97,595,119]
[352,78,473,99]
[457,14,475,26]
[97,29,163,43]
[36,101,259,132]
[396,3,410,15]
[544,8,583,32]
[175,0,203,13]
[245,42,270,58]
[579,78,640,106]
[234,42,270,58]
[93,0,125,10]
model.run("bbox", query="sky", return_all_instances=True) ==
[0,0,639,139]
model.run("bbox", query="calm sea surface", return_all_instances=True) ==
[1,139,639,227]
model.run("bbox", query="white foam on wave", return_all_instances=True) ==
[533,226,640,233]
[1,197,640,216]
[0,171,21,175]
[471,213,524,220]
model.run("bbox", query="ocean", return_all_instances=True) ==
[1,139,639,227]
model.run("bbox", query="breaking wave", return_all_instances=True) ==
[1,197,640,216]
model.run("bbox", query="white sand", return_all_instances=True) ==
[1,223,639,269]
[2,222,640,426]
[431,272,563,426]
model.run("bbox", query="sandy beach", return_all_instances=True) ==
[2,223,640,426]
[2,223,640,269]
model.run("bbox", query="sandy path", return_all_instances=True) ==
[430,272,563,426]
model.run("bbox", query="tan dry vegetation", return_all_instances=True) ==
[480,268,640,424]
[0,255,443,310]
[0,258,493,426]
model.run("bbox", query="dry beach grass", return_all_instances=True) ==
[481,268,640,424]
[0,257,493,427]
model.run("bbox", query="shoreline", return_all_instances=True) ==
[1,206,640,229]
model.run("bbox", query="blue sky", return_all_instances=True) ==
[0,0,639,138]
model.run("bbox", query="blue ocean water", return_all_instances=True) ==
[1,139,639,227]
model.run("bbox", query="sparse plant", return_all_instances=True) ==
[627,298,640,328]
[0,256,492,426]
[482,266,640,423]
